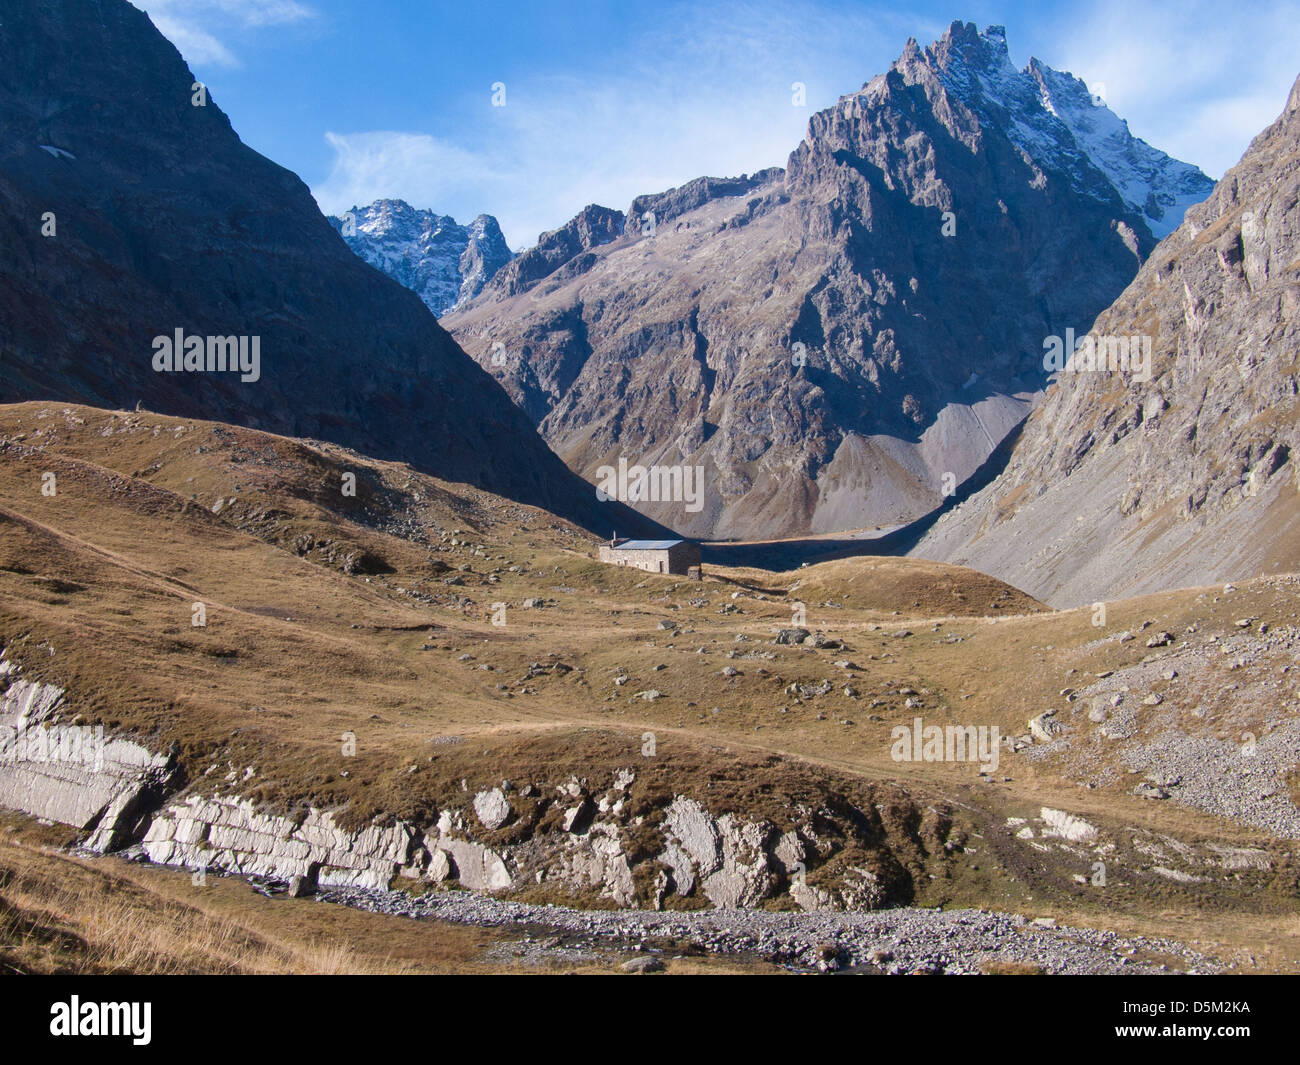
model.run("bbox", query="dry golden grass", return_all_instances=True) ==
[0,829,411,973]
[0,401,1298,972]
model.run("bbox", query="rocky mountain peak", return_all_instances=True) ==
[887,22,1215,237]
[437,23,1209,538]
[627,170,783,231]
[935,19,1011,66]
[477,203,625,300]
[329,199,513,315]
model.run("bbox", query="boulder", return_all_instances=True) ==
[473,787,512,830]
[1028,711,1061,743]
[438,838,513,892]
[287,874,315,898]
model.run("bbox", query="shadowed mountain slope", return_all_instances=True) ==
[0,0,658,537]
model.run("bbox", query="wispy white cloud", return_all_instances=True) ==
[131,0,315,68]
[312,2,944,247]
[285,1,1300,245]
[315,131,509,218]
[143,15,237,67]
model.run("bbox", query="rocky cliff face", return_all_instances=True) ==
[0,670,174,854]
[911,73,1300,606]
[329,200,514,315]
[442,23,1211,539]
[0,0,650,534]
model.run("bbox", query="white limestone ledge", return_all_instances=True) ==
[0,676,173,851]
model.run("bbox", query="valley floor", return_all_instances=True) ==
[1,403,1297,974]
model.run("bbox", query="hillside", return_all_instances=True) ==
[1,401,1297,972]
[911,72,1300,607]
[0,0,650,536]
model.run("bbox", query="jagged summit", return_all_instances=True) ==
[907,22,1213,237]
[329,199,513,315]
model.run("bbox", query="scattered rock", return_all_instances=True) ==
[474,787,512,830]
[287,874,315,898]
[1028,710,1061,743]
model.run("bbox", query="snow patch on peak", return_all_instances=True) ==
[330,200,513,315]
[928,24,1211,238]
[1027,60,1214,238]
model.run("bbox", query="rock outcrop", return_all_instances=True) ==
[0,664,173,853]
[142,795,415,891]
[132,771,935,909]
[911,70,1300,606]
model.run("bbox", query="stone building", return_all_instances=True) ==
[598,538,701,577]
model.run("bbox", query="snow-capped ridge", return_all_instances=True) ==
[330,200,513,315]
[1026,59,1214,238]
[918,22,1212,238]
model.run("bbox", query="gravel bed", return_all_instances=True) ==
[316,883,1221,974]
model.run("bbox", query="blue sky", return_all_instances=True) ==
[133,0,1300,249]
